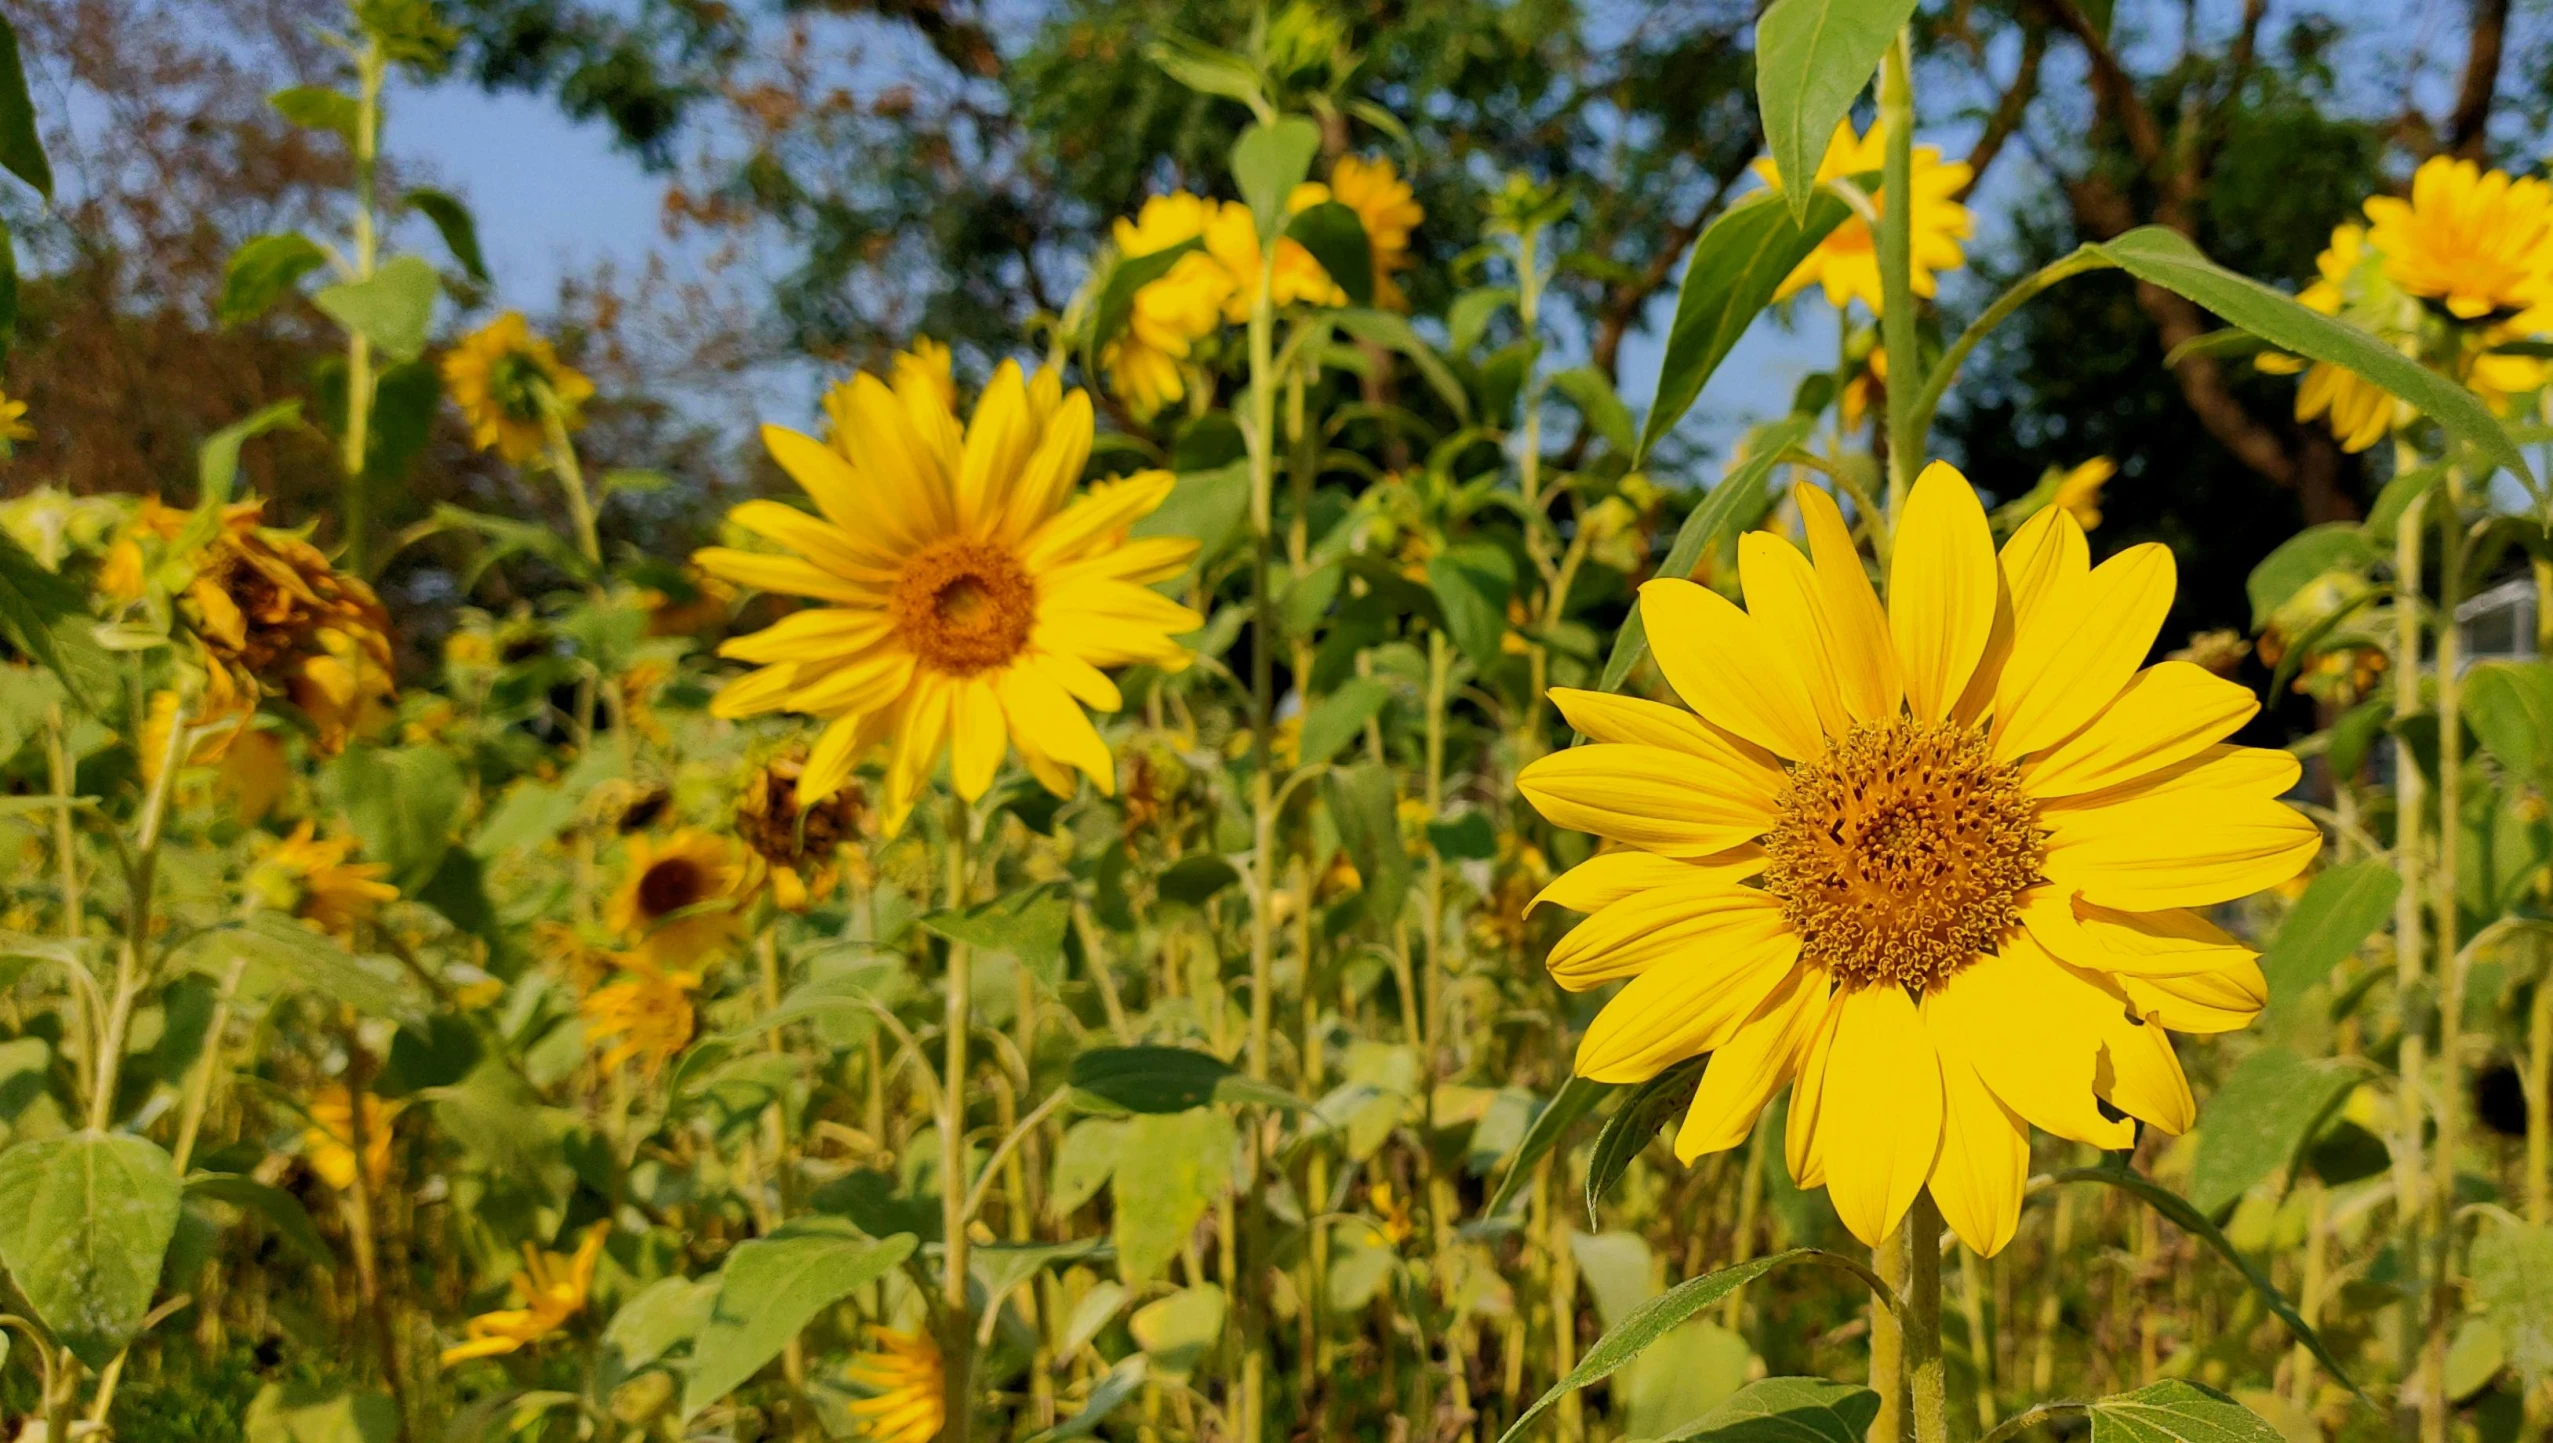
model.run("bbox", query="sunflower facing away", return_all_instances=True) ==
[442,311,597,465]
[696,347,1203,833]
[1754,118,1975,315]
[1518,464,2318,1254]
[841,1327,945,1443]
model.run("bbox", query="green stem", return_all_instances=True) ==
[341,37,384,576]
[1877,31,1921,518]
[1901,252,2107,452]
[2391,474,2431,1417]
[2426,474,2468,1443]
[940,795,977,1443]
[1871,1219,1907,1443]
[1907,1194,1949,1443]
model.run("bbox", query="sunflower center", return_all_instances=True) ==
[1760,719,2044,994]
[890,540,1034,675]
[637,857,708,919]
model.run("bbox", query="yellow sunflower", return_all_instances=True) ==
[1295,153,1425,310]
[0,390,32,452]
[252,821,400,940]
[841,1327,944,1443]
[2256,222,2403,453]
[1754,119,1974,315]
[442,311,597,465]
[439,1223,610,1365]
[1517,464,2317,1254]
[695,348,1203,833]
[1101,194,1241,420]
[303,1085,402,1193]
[2363,155,2553,320]
[579,953,700,1076]
[2047,458,2114,532]
[606,828,748,960]
[1204,195,1346,321]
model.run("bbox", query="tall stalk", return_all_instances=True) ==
[1907,1196,1949,1443]
[340,35,385,576]
[2424,473,2469,1443]
[2390,479,2430,1426]
[939,796,977,1443]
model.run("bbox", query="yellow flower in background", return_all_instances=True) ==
[253,820,399,939]
[439,1223,610,1365]
[2363,156,2553,320]
[1205,198,1346,321]
[580,953,700,1075]
[0,390,32,452]
[841,1327,945,1443]
[606,828,748,960]
[2048,457,2114,532]
[1755,119,1974,315]
[177,501,395,755]
[2257,223,2403,452]
[1101,194,1239,420]
[1517,464,2316,1254]
[1840,344,1886,432]
[303,1085,401,1193]
[442,311,597,465]
[1295,153,1425,310]
[695,346,1203,833]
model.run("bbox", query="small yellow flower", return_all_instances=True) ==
[1101,196,1241,420]
[1754,119,1974,315]
[253,821,399,939]
[439,1223,610,1365]
[1369,1179,1416,1246]
[1294,154,1425,310]
[841,1327,945,1443]
[579,953,700,1076]
[1840,344,1887,432]
[442,312,597,465]
[2363,155,2553,320]
[2048,458,2115,532]
[0,390,33,453]
[303,1085,401,1193]
[606,829,748,961]
[1205,195,1346,321]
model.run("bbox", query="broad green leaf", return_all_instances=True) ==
[2260,861,2400,1004]
[1051,1117,1127,1218]
[2244,523,2375,629]
[403,188,489,282]
[2084,1380,2288,1443]
[973,1237,1106,1304]
[2083,228,2533,486]
[1496,1249,1886,1443]
[1091,237,1205,355]
[1488,1075,1618,1217]
[1753,0,1915,223]
[0,527,113,712]
[0,1130,184,1368]
[1128,460,1250,570]
[244,1382,400,1443]
[2468,661,2553,793]
[1638,195,1851,460]
[325,744,465,894]
[1111,1107,1236,1285]
[1449,286,1516,356]
[1287,200,1373,308]
[1586,1056,1705,1226]
[2473,1219,2553,1383]
[0,16,50,199]
[1129,1283,1225,1380]
[2054,1166,2362,1398]
[1334,308,1471,420]
[1662,1375,1880,1442]
[2364,459,2447,541]
[313,255,439,364]
[920,886,1071,990]
[1326,761,1411,929]
[1299,677,1393,769]
[2445,1318,2508,1402]
[599,1275,717,1379]
[1550,366,1637,455]
[1426,541,1516,671]
[363,358,440,482]
[1232,117,1321,239]
[1599,413,1816,696]
[1144,35,1263,108]
[1070,1044,1303,1113]
[268,85,358,141]
[185,1173,327,1264]
[196,400,304,511]
[2187,1047,2359,1216]
[1156,854,1241,907]
[680,1219,915,1418]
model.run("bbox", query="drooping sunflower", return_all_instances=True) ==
[579,953,700,1076]
[606,828,748,960]
[841,1327,945,1443]
[441,311,597,465]
[1754,119,1974,315]
[2363,155,2553,320]
[438,1223,610,1365]
[1295,153,1425,310]
[1517,463,2317,1254]
[735,751,869,911]
[695,348,1203,832]
[1102,194,1241,420]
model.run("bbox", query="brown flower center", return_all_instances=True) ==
[637,857,709,919]
[890,540,1034,675]
[1760,720,2044,993]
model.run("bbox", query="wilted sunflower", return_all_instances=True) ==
[841,1328,944,1443]
[252,821,399,939]
[695,346,1203,832]
[606,828,748,960]
[1294,153,1425,310]
[303,1085,401,1193]
[1518,464,2317,1254]
[1102,194,1241,420]
[2363,155,2553,320]
[442,311,597,465]
[173,502,394,754]
[735,752,868,911]
[579,953,700,1076]
[1754,118,1974,315]
[439,1223,610,1365]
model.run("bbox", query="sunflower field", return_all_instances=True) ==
[11,0,2553,1441]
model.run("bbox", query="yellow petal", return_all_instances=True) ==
[1022,470,1179,571]
[1996,504,2085,627]
[709,664,805,720]
[728,499,898,582]
[798,712,869,805]
[762,424,913,545]
[1794,483,1901,722]
[1815,984,1943,1248]
[1547,885,1790,989]
[1531,847,1767,914]
[997,390,1096,541]
[2119,961,2267,1033]
[957,361,1035,531]
[1738,532,1852,737]
[1925,937,2134,1149]
[693,548,874,605]
[949,677,1008,800]
[1675,966,1825,1160]
[1786,989,1849,1189]
[1545,688,1786,800]
[2041,747,2321,910]
[1992,542,2177,759]
[2022,661,2260,798]
[1636,578,1827,759]
[835,373,955,538]
[784,650,916,717]
[1924,1040,2029,1257]
[882,678,956,831]
[994,663,1113,792]
[1573,934,1802,1082]
[1888,461,1999,723]
[719,607,897,664]
[1518,744,1780,858]
[2099,1005,2195,1133]
[2021,888,2257,979]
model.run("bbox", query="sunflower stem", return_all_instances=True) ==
[1870,1218,1907,1443]
[1877,29,1922,524]
[2425,469,2469,1443]
[939,792,977,1443]
[1907,1193,1950,1443]
[2388,467,2430,1422]
[339,33,384,577]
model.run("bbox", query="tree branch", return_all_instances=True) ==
[1957,24,2046,200]
[2447,0,2511,158]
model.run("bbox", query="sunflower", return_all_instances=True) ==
[441,311,597,465]
[251,821,399,939]
[841,1327,945,1443]
[606,829,748,960]
[2363,155,2553,320]
[303,1085,401,1193]
[579,953,700,1076]
[171,501,394,755]
[694,348,1203,833]
[0,390,32,453]
[1205,195,1346,321]
[1295,154,1425,310]
[1754,119,1974,315]
[735,752,868,911]
[1097,195,1239,421]
[1517,464,2317,1254]
[439,1223,611,1365]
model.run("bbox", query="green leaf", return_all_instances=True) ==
[1144,35,1263,108]
[2083,228,2534,487]
[599,1275,717,1379]
[1050,1117,1126,1218]
[1111,1108,1236,1285]
[1156,854,1241,907]
[1333,308,1471,421]
[1069,1045,1304,1113]
[1586,1056,1704,1227]
[920,886,1071,990]
[192,914,414,1019]
[2363,459,2447,541]
[1287,200,1372,308]
[680,1219,915,1418]
[1753,0,1916,223]
[268,85,359,141]
[2259,861,2401,1004]
[197,400,304,510]
[184,1173,328,1264]
[1326,761,1411,929]
[2054,1166,2363,1398]
[0,16,51,200]
[2187,1048,2360,1216]
[313,255,439,365]
[2473,1219,2553,1383]
[325,744,465,894]
[973,1237,1107,1305]
[1091,237,1205,355]
[1130,1284,1226,1380]
[1027,1356,1148,1443]
[2083,1380,2288,1442]
[1496,1250,1886,1443]
[1488,1075,1618,1217]
[1298,677,1393,769]
[1426,541,1516,671]
[2467,661,2553,794]
[219,235,328,329]
[1640,195,1852,461]
[1550,366,1637,455]
[0,528,111,712]
[1599,414,1816,696]
[1662,1375,1880,1443]
[402,189,489,283]
[1128,461,1249,571]
[1232,117,1322,240]
[2244,522,2375,629]
[244,1382,400,1443]
[0,1131,184,1368]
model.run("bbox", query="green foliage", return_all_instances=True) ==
[0,1131,184,1368]
[2187,1047,2359,1216]
[1752,0,1918,220]
[680,1220,915,1418]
